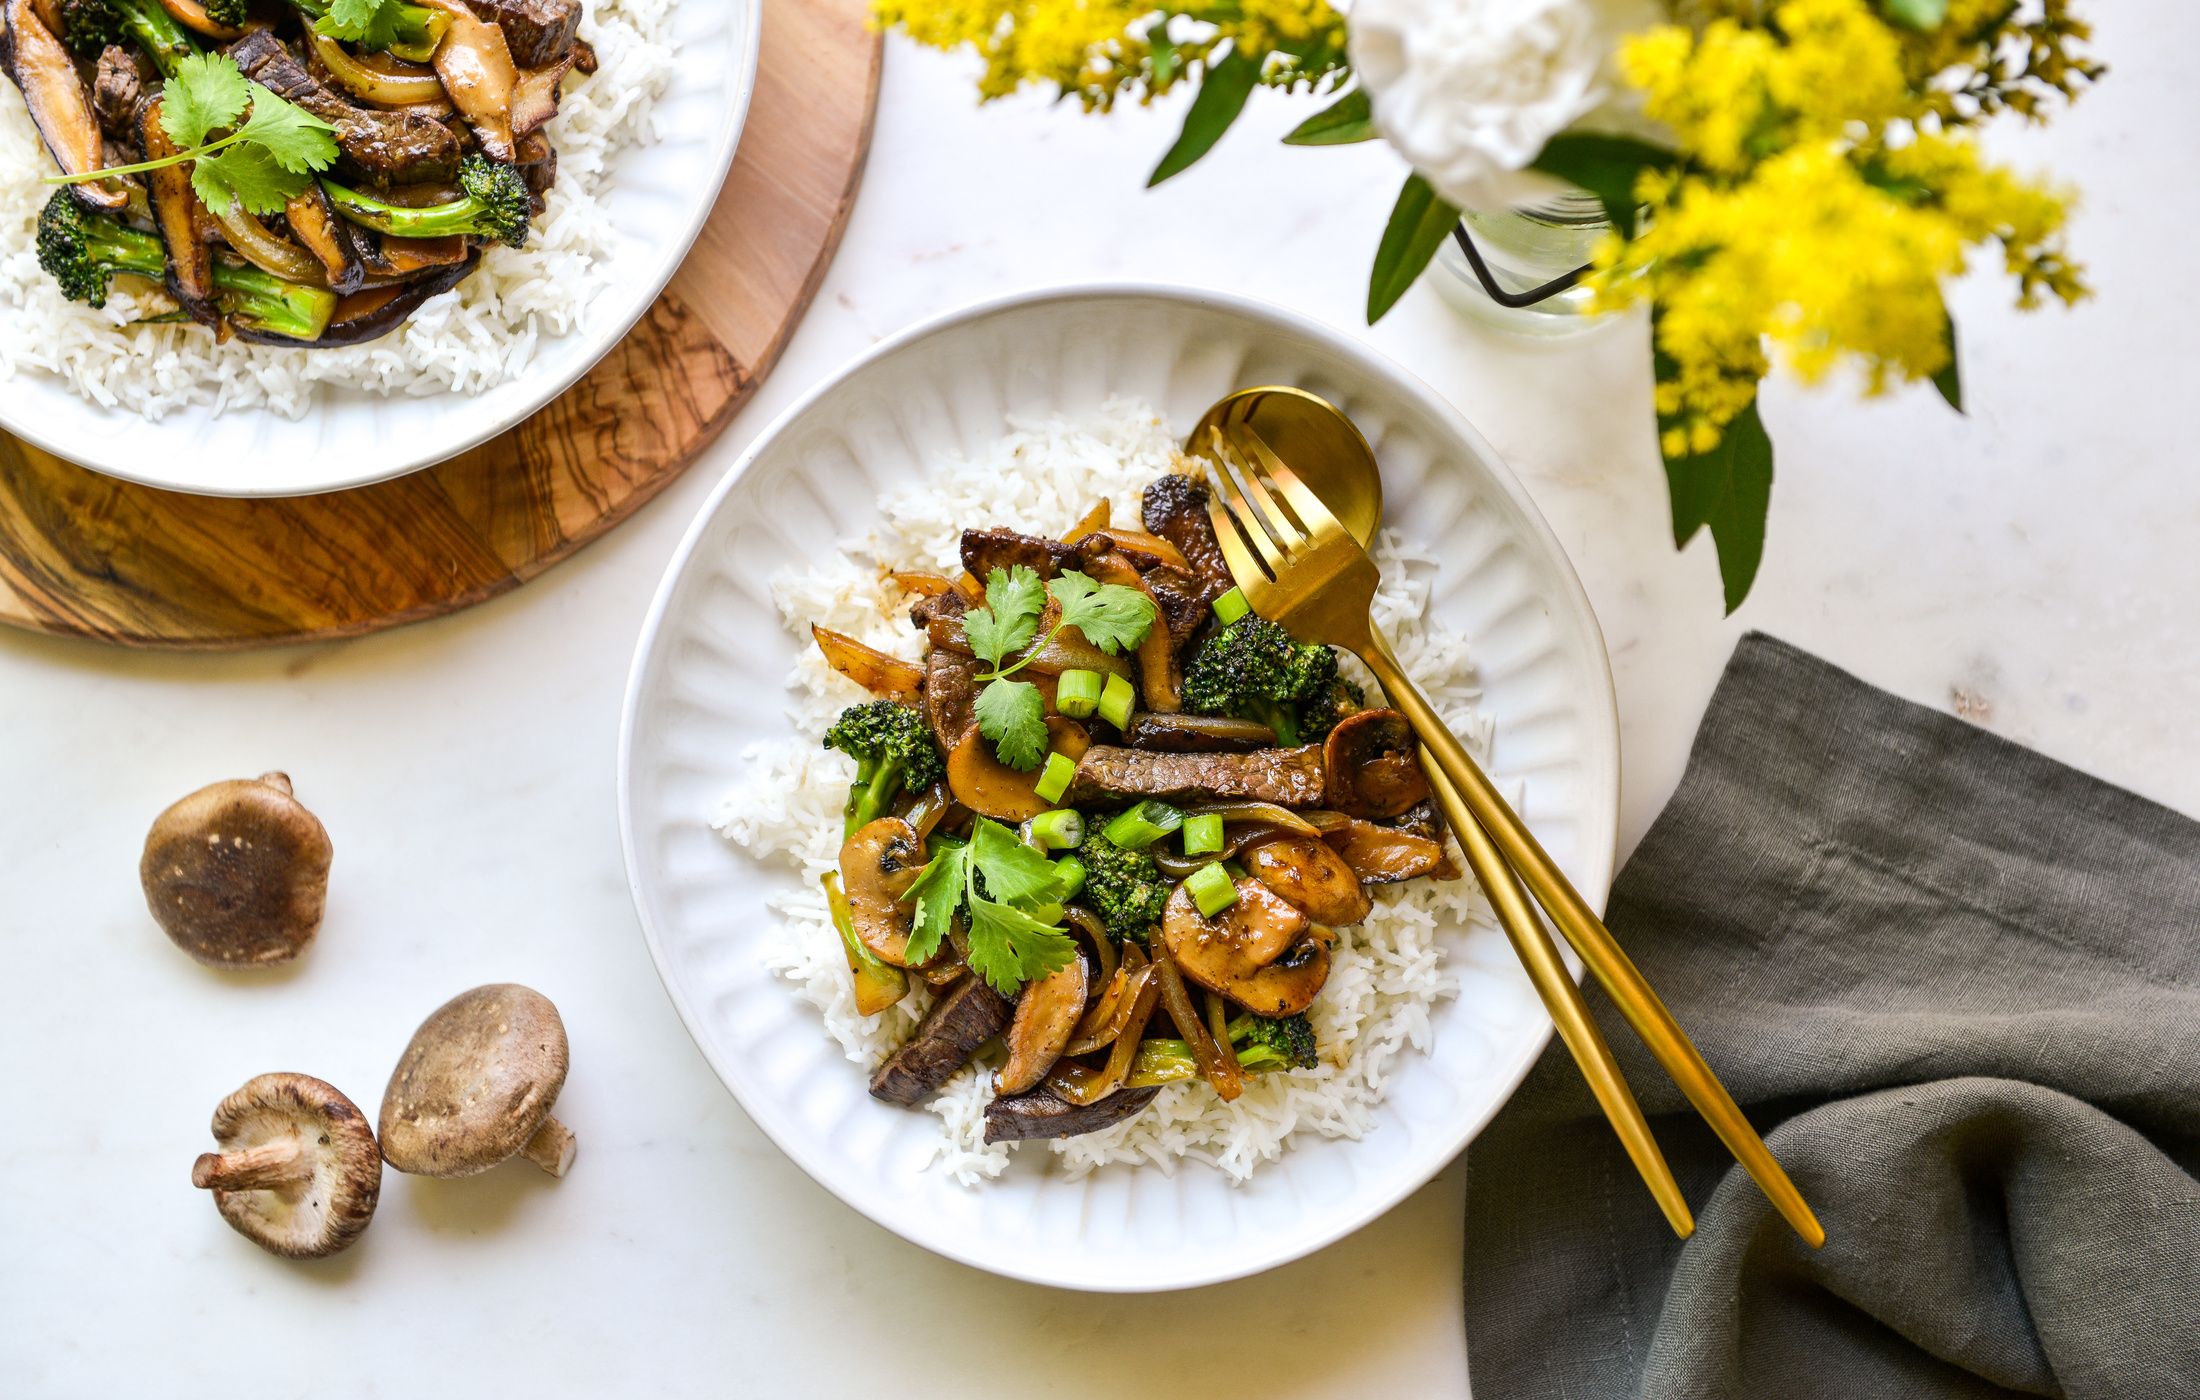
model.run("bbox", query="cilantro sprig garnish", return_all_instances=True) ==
[318,0,407,52]
[47,53,337,217]
[964,564,1155,770]
[900,819,1079,995]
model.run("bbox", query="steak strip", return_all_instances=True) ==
[1067,744,1327,808]
[230,29,460,187]
[868,976,1011,1106]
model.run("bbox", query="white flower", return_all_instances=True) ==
[1350,0,1663,211]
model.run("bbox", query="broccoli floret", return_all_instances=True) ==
[59,0,196,74]
[1076,831,1170,943]
[1182,616,1362,745]
[36,192,337,339]
[1229,1012,1318,1071]
[322,157,535,248]
[821,700,944,840]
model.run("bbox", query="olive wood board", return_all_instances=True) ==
[0,0,879,650]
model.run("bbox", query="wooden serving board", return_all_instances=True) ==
[0,0,879,650]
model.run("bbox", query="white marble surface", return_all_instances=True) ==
[3,6,2192,1394]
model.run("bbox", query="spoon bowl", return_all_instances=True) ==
[1188,387,1382,547]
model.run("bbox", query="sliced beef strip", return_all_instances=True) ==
[1142,562,1221,652]
[1067,744,1327,809]
[925,649,978,748]
[90,45,140,140]
[982,1085,1161,1143]
[960,527,1104,583]
[868,976,1012,1107]
[909,589,965,632]
[466,0,580,67]
[1142,473,1233,589]
[230,30,460,187]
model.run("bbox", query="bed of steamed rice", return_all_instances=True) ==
[0,0,675,418]
[715,399,1501,1185]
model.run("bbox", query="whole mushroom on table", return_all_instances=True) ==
[380,983,578,1178]
[140,771,333,967]
[190,1071,382,1259]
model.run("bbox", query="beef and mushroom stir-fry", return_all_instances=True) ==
[814,471,1462,1146]
[3,0,592,344]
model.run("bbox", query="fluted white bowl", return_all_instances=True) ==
[619,285,1619,1291]
[0,1,758,497]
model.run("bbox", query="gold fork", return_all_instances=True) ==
[1196,419,1825,1249]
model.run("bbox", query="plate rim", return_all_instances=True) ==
[0,0,763,499]
[617,281,1620,1290]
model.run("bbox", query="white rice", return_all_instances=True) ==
[0,0,675,417]
[715,400,1500,1184]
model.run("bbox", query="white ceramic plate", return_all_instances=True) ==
[619,285,1620,1291]
[0,1,759,498]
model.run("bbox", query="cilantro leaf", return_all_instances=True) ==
[162,52,250,150]
[969,818,1060,905]
[193,143,311,216]
[974,678,1047,771]
[1050,570,1156,655]
[962,565,1044,665]
[318,0,405,50]
[899,838,967,966]
[239,85,338,175]
[964,896,1078,996]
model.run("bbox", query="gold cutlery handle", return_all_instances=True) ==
[1363,633,1826,1249]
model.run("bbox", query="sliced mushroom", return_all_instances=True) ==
[380,984,576,1178]
[1118,712,1275,752]
[1,0,125,210]
[982,1084,1160,1143]
[814,623,924,700]
[1161,882,1331,1016]
[838,817,925,966]
[140,772,333,967]
[231,254,481,348]
[996,955,1089,1095]
[137,98,217,321]
[946,716,1086,822]
[1245,835,1372,926]
[1323,709,1430,819]
[284,183,370,295]
[1309,812,1456,884]
[1088,551,1179,712]
[510,45,583,139]
[192,1073,381,1259]
[421,0,518,160]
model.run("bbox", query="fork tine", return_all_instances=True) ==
[1230,418,1347,544]
[1204,488,1274,595]
[1218,422,1309,555]
[1203,431,1289,576]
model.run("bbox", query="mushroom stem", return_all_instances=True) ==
[519,1115,576,1177]
[257,771,294,796]
[192,1137,311,1191]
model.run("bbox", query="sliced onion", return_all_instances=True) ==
[1071,526,1190,573]
[1063,905,1117,991]
[1184,802,1324,837]
[812,623,924,699]
[888,569,957,598]
[1064,960,1152,1057]
[1063,499,1110,541]
[306,29,447,107]
[1046,970,1158,1106]
[1154,952,1240,1102]
[205,202,326,287]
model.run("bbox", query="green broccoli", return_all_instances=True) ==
[1128,1013,1320,1085]
[821,700,944,840]
[58,0,197,75]
[322,157,535,249]
[36,191,336,340]
[202,0,248,23]
[1075,830,1171,943]
[1182,615,1362,745]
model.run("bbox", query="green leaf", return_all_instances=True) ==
[1528,132,1677,240]
[1882,0,1950,30]
[975,678,1047,770]
[1148,45,1259,187]
[239,85,338,175]
[1366,173,1458,324]
[319,0,404,50]
[1661,394,1774,615]
[965,896,1078,996]
[962,564,1044,665]
[1049,570,1155,655]
[1282,87,1374,146]
[899,839,968,966]
[162,52,250,150]
[1933,308,1964,414]
[193,143,311,216]
[969,818,1061,905]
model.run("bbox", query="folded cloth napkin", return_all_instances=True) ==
[1462,633,2200,1399]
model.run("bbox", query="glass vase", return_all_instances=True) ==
[1430,190,1616,339]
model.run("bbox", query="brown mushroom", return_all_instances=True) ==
[1088,551,1180,712]
[191,1073,381,1259]
[996,955,1089,1095]
[1322,709,1430,819]
[1,0,126,210]
[138,97,217,320]
[421,0,519,160]
[1160,882,1332,1017]
[380,984,576,1178]
[946,716,1087,822]
[839,817,926,966]
[140,772,334,967]
[1309,812,1456,884]
[1245,835,1373,925]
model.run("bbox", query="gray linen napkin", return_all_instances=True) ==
[1463,633,2200,1399]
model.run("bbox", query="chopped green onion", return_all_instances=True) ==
[1213,586,1250,624]
[1055,668,1103,718]
[1185,862,1238,918]
[1026,901,1065,927]
[1182,811,1225,856]
[1027,807,1085,851]
[1097,672,1136,730]
[1052,854,1088,900]
[1102,799,1185,850]
[1033,751,1077,805]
